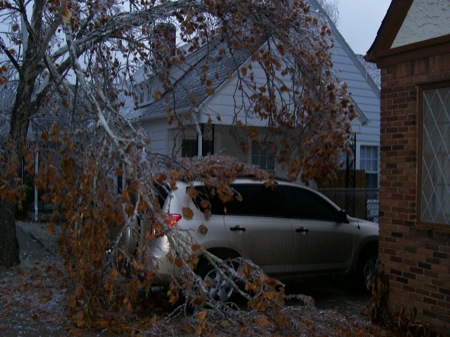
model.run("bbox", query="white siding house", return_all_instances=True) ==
[122,0,381,187]
[315,0,381,188]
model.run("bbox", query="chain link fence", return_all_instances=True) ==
[319,188,379,223]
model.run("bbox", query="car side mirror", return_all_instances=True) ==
[338,209,349,223]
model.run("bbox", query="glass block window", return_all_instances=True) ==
[420,86,449,225]
[360,145,379,189]
[251,141,275,172]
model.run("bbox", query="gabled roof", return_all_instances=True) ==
[356,55,381,89]
[366,0,450,66]
[121,42,251,122]
[125,0,380,126]
[309,0,380,124]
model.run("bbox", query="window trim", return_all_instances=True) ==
[417,80,450,227]
[251,140,276,173]
[359,144,380,189]
[137,79,162,107]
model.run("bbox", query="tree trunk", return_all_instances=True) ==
[0,74,35,268]
[0,83,32,267]
[0,0,47,268]
[0,199,20,267]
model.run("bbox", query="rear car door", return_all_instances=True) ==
[280,185,354,273]
[223,183,295,275]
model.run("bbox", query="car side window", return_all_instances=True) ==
[281,186,338,222]
[192,186,229,215]
[228,184,284,217]
[193,184,284,217]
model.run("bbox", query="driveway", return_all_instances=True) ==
[1,221,120,337]
[286,278,371,318]
[0,221,373,336]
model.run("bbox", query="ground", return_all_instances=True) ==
[0,222,96,337]
[0,221,385,336]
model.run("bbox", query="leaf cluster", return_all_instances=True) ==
[1,0,362,334]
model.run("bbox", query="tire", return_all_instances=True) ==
[196,261,236,302]
[362,256,378,281]
[352,249,378,291]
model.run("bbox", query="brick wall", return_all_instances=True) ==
[379,53,450,333]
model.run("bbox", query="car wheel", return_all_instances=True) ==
[197,261,235,302]
[363,256,378,282]
[354,251,378,290]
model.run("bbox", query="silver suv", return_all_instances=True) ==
[134,178,378,300]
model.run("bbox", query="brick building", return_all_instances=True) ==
[366,0,449,333]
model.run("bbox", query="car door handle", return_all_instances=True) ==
[230,225,246,232]
[296,227,309,234]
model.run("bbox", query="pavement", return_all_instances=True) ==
[15,221,60,263]
[1,221,64,337]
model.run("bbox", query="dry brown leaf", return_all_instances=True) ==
[255,316,269,327]
[198,224,208,235]
[182,207,194,220]
[198,311,207,320]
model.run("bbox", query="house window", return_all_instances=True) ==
[182,139,198,157]
[420,85,449,225]
[360,145,379,189]
[201,124,214,156]
[138,81,154,106]
[251,141,275,172]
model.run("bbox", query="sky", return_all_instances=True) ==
[336,0,391,55]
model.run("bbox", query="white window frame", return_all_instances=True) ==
[359,145,379,189]
[137,80,159,106]
[251,140,275,173]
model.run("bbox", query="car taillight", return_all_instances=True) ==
[151,213,182,238]
[165,213,182,227]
